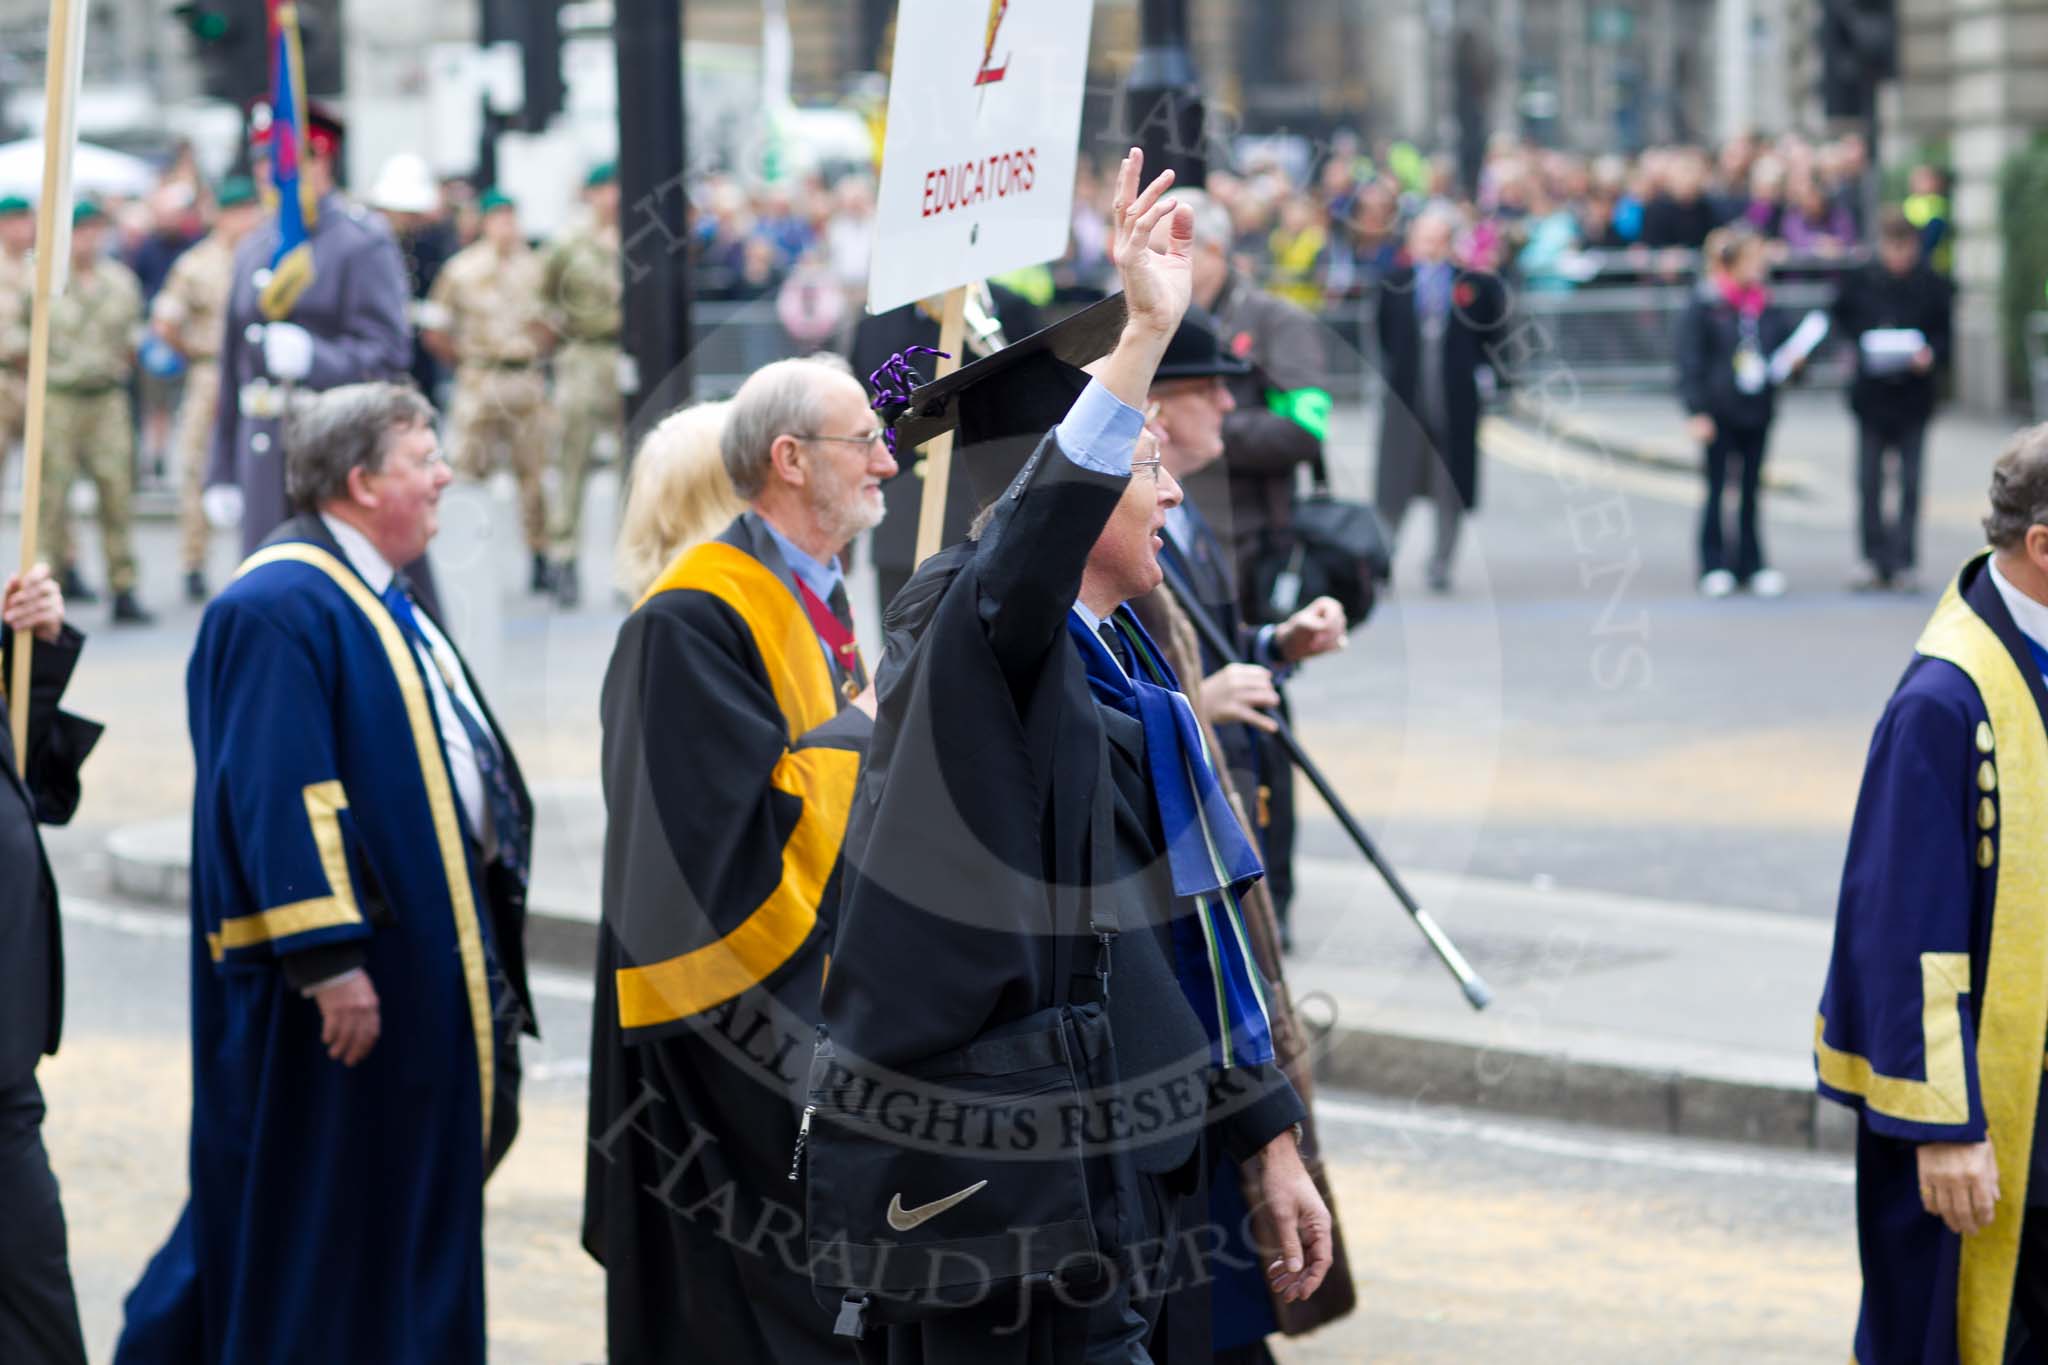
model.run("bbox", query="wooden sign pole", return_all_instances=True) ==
[10,0,82,765]
[910,284,969,567]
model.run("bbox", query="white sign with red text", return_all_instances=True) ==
[866,0,1096,314]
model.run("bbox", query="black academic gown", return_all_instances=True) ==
[583,513,872,1365]
[824,435,1303,1364]
[0,626,99,1089]
[0,624,97,1365]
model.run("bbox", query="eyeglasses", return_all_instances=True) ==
[794,430,887,448]
[1132,456,1164,482]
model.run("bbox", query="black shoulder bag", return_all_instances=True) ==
[1245,491,1391,626]
[801,732,1140,1338]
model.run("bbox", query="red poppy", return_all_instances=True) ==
[1453,281,1477,310]
[1231,331,1254,357]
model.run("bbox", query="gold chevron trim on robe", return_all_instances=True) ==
[615,540,857,1029]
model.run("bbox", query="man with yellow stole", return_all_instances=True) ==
[1817,423,2048,1364]
[583,356,891,1363]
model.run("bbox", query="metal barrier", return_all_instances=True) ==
[686,299,816,398]
[684,273,1856,405]
[1507,279,1852,391]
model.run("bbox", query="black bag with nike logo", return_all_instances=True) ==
[800,734,1140,1337]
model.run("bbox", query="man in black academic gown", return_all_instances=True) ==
[584,355,885,1363]
[0,564,101,1365]
[824,150,1332,1365]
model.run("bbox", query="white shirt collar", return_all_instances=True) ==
[320,512,397,596]
[1069,600,1130,679]
[1988,557,2048,657]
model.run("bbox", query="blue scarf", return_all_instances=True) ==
[1069,608,1275,1069]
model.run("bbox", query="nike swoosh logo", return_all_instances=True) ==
[885,1180,989,1232]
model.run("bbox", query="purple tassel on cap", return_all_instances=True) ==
[867,346,949,454]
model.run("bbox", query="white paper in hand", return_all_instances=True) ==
[1860,328,1927,377]
[1768,310,1829,386]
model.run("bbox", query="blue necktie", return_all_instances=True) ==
[382,580,528,886]
[1419,263,1451,322]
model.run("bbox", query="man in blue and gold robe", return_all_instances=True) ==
[117,382,536,1365]
[1817,425,2048,1365]
[582,356,886,1364]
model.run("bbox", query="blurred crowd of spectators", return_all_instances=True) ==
[1033,130,1952,314]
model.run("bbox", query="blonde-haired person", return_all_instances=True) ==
[612,400,744,599]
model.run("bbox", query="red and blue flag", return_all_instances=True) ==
[258,0,317,320]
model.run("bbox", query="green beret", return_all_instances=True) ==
[216,175,257,209]
[72,200,104,226]
[479,188,516,214]
[0,195,29,217]
[585,160,617,189]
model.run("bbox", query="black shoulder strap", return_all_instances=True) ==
[1055,724,1120,1007]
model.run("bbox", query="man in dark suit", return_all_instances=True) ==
[0,563,101,1365]
[1147,310,1348,940]
[1832,208,1956,593]
[1374,207,1508,593]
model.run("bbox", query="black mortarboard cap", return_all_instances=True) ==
[880,293,1129,506]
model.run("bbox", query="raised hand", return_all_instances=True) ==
[1109,147,1193,340]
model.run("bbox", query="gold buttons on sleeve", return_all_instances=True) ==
[1981,797,1998,831]
[1979,761,1998,793]
[1977,721,1996,754]
[1980,836,1997,869]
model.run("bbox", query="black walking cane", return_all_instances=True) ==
[1171,582,1494,1011]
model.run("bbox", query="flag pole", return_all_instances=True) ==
[10,0,85,766]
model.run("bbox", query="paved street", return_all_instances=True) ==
[49,902,1859,1363]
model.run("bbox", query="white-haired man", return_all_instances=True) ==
[584,355,891,1364]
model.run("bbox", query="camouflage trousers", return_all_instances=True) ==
[449,366,554,553]
[548,340,620,559]
[0,369,23,487]
[40,387,136,592]
[173,361,218,572]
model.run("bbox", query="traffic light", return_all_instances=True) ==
[1819,0,1897,119]
[482,0,564,133]
[172,0,267,106]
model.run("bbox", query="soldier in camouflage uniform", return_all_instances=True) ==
[425,187,557,594]
[43,202,150,624]
[0,196,33,485]
[151,177,262,603]
[539,161,621,608]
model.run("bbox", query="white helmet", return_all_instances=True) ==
[367,153,439,215]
